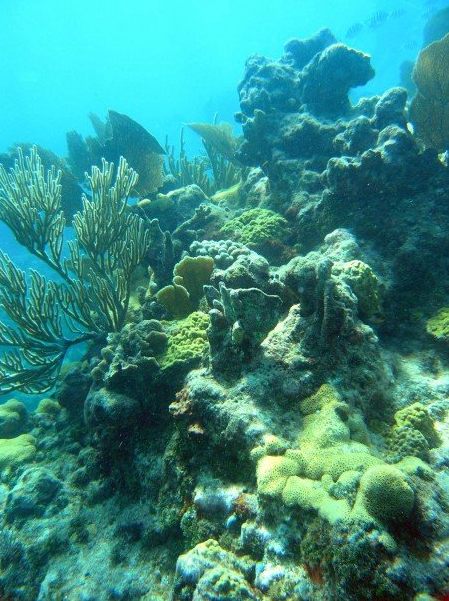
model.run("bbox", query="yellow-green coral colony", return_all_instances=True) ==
[220,208,288,249]
[426,307,449,340]
[156,256,214,318]
[255,386,434,527]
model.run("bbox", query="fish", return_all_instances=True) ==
[345,22,364,39]
[390,8,406,19]
[366,10,389,29]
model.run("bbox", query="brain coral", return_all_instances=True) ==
[0,434,36,468]
[357,465,415,523]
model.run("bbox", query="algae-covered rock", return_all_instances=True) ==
[0,399,28,438]
[206,282,283,378]
[219,284,283,345]
[374,87,408,130]
[0,434,36,468]
[283,28,337,69]
[299,43,375,117]
[84,387,141,443]
[5,467,66,521]
[332,260,381,318]
[92,319,167,396]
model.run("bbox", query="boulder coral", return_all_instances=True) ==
[254,385,432,527]
[0,399,28,438]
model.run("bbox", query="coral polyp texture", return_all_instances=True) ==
[0,28,449,601]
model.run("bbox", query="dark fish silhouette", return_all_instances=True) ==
[366,10,389,29]
[346,22,364,39]
[390,8,406,19]
[108,110,166,155]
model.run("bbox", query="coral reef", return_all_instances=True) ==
[220,208,289,263]
[1,28,449,601]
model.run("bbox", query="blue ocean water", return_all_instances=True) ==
[0,0,434,155]
[0,0,439,261]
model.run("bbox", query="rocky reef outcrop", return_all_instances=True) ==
[0,28,449,601]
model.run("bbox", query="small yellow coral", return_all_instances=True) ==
[426,307,449,340]
[0,434,36,468]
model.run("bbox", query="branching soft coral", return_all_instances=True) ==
[0,148,149,393]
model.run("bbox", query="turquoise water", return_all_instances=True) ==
[0,0,433,154]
